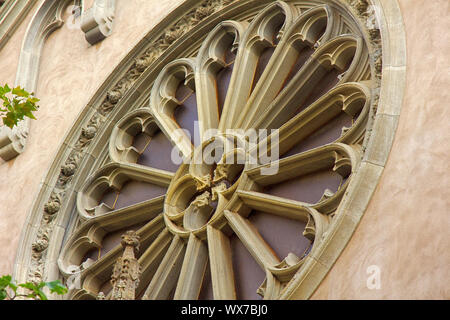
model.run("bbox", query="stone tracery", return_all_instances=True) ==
[57,0,378,300]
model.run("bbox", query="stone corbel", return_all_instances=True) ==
[0,120,28,161]
[81,0,117,45]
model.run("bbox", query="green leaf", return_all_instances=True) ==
[45,280,68,295]
[37,282,46,290]
[0,275,12,288]
[29,97,40,104]
[0,275,67,300]
[0,95,9,105]
[8,282,17,293]
[19,282,37,290]
[2,84,11,94]
[26,293,37,299]
[2,116,15,128]
[25,112,37,120]
[36,290,48,300]
[12,86,30,98]
[0,289,7,300]
[1,84,39,129]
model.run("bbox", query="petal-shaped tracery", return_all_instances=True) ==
[150,59,197,157]
[195,20,246,134]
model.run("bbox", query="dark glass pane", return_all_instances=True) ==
[297,67,341,114]
[230,233,265,300]
[81,222,147,262]
[283,112,353,157]
[217,63,234,119]
[174,83,199,145]
[251,47,276,93]
[249,211,310,261]
[282,46,315,90]
[264,169,342,204]
[133,132,150,153]
[137,130,180,172]
[100,188,118,209]
[114,180,167,210]
[101,223,147,258]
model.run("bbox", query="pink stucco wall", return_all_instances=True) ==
[311,0,450,299]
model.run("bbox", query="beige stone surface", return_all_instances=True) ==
[311,0,450,299]
[0,0,184,276]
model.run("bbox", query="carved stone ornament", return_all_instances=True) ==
[13,0,407,301]
[110,231,141,300]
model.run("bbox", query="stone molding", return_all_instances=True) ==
[0,0,37,50]
[12,0,406,300]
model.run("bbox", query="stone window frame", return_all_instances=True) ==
[12,0,406,300]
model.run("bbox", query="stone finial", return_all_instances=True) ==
[110,230,141,300]
[121,230,140,252]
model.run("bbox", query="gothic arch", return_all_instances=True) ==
[0,0,116,161]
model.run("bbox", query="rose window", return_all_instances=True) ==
[58,1,376,300]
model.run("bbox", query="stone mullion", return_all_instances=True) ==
[206,225,236,300]
[218,2,296,131]
[224,210,280,270]
[194,21,246,141]
[59,200,165,274]
[122,163,175,187]
[136,229,173,297]
[173,234,208,300]
[149,59,197,158]
[237,190,311,222]
[240,5,337,130]
[247,83,369,160]
[250,36,362,131]
[142,235,186,300]
[77,162,172,219]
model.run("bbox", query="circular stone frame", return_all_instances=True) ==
[13,0,406,300]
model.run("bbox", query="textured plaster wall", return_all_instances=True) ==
[0,0,184,276]
[311,0,450,299]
